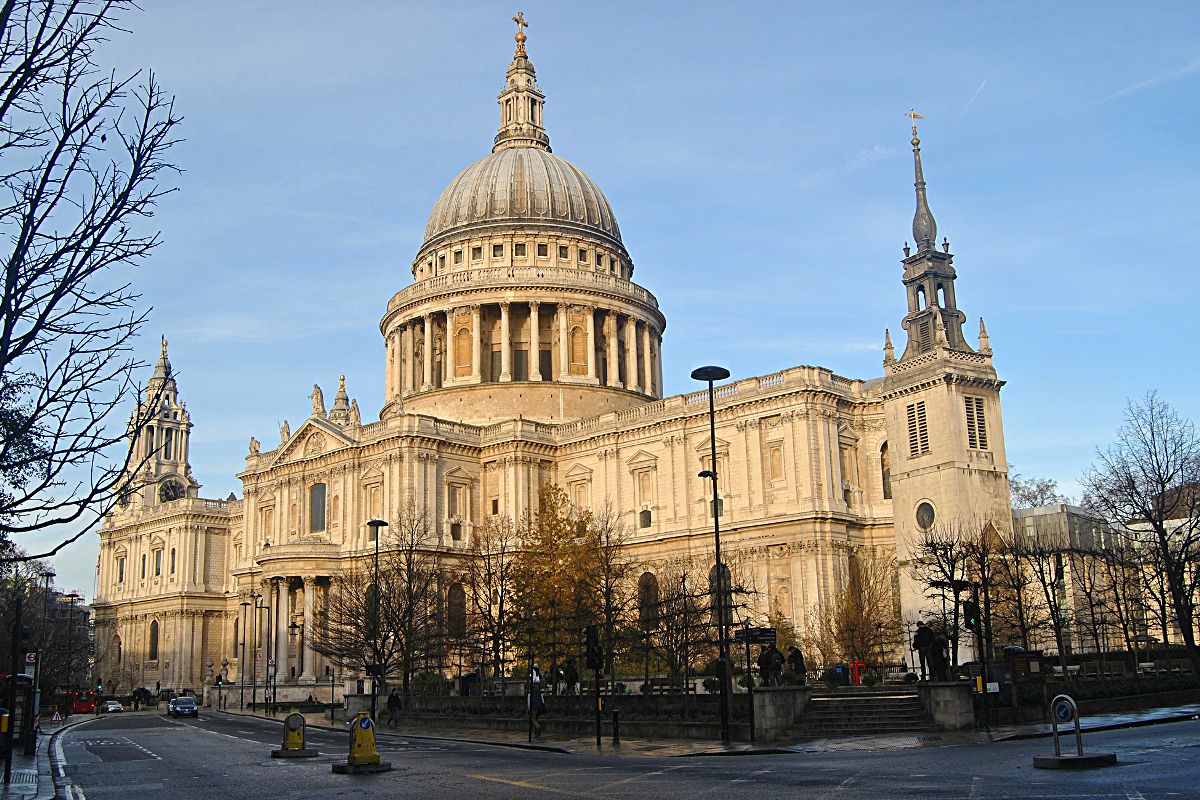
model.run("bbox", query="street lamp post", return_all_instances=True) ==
[691,364,733,745]
[64,592,82,692]
[367,519,389,722]
[239,600,250,708]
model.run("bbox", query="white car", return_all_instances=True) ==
[100,701,124,713]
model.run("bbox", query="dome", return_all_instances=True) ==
[422,147,622,251]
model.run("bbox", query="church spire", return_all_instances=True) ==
[908,109,937,253]
[147,335,177,400]
[493,11,551,153]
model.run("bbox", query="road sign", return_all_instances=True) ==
[268,657,276,667]
[1053,697,1076,724]
[24,652,36,664]
[733,627,776,645]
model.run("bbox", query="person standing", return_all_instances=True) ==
[386,689,401,727]
[563,658,579,696]
[912,621,935,680]
[767,643,785,686]
[528,666,545,737]
[787,645,807,685]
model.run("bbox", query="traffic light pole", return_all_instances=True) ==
[5,592,22,785]
[971,589,991,736]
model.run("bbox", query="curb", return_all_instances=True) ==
[990,712,1200,742]
[44,717,96,800]
[672,747,796,758]
[212,709,572,755]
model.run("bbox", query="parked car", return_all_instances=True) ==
[167,697,198,718]
[100,700,124,713]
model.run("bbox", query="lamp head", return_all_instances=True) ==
[690,365,730,383]
[698,469,715,479]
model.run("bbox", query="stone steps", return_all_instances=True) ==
[787,690,935,739]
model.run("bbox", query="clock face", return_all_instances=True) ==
[159,480,184,502]
[916,501,936,531]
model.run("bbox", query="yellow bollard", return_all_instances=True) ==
[271,712,318,758]
[331,712,393,774]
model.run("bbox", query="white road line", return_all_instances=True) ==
[1126,790,1147,800]
[732,768,773,783]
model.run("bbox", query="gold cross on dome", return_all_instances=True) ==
[513,11,528,57]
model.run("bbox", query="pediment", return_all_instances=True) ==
[838,425,859,447]
[361,465,384,483]
[444,466,474,481]
[626,450,658,468]
[564,463,593,479]
[269,418,355,467]
[694,436,730,454]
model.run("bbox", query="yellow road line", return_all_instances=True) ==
[469,773,595,797]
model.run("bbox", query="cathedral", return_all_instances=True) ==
[92,21,1012,696]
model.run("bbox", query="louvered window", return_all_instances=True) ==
[965,396,989,450]
[907,401,930,457]
[918,321,932,352]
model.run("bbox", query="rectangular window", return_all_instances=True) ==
[571,481,589,509]
[515,243,526,257]
[448,484,468,519]
[491,498,499,515]
[768,444,784,482]
[309,483,327,533]
[513,348,528,381]
[453,250,462,265]
[492,243,504,258]
[438,254,445,271]
[964,396,989,450]
[117,557,125,583]
[578,248,587,263]
[141,554,146,579]
[596,253,604,267]
[906,400,930,458]
[169,548,176,574]
[558,245,568,260]
[537,243,548,257]
[471,245,482,261]
[539,349,552,379]
[163,429,173,460]
[154,550,162,577]
[918,321,932,351]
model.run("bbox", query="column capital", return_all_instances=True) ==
[301,575,317,588]
[499,301,511,311]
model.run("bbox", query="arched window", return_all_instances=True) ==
[169,548,176,574]
[309,483,327,533]
[916,285,927,310]
[637,572,660,631]
[708,564,733,631]
[936,283,946,308]
[113,636,122,665]
[447,583,467,638]
[569,326,586,374]
[148,620,160,661]
[455,327,471,374]
[880,442,892,500]
[232,618,239,656]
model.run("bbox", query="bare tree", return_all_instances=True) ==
[911,521,973,666]
[990,527,1051,651]
[462,514,517,683]
[813,547,903,669]
[1009,469,1071,509]
[646,558,712,678]
[579,502,638,674]
[1083,392,1200,678]
[0,1,181,556]
[1025,533,1074,676]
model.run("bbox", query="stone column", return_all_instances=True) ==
[402,322,414,395]
[300,576,317,680]
[441,312,452,386]
[642,324,654,396]
[275,580,289,681]
[625,317,640,392]
[585,306,596,381]
[606,311,621,388]
[385,334,395,398]
[529,302,542,381]
[499,302,512,381]
[557,304,569,379]
[653,331,664,398]
[471,304,482,382]
[422,314,433,390]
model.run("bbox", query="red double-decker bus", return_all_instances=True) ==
[52,690,95,714]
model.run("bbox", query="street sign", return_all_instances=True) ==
[1053,697,1076,724]
[733,627,776,645]
[24,652,36,664]
[268,657,276,667]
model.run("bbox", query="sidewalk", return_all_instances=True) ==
[0,715,91,800]
[215,700,1200,758]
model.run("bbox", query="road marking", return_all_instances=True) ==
[594,764,686,789]
[469,774,594,798]
[732,768,772,783]
[1126,790,1147,800]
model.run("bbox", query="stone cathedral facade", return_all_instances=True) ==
[92,27,1012,696]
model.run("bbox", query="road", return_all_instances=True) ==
[54,710,1200,799]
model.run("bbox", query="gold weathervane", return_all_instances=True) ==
[907,107,924,138]
[513,11,528,58]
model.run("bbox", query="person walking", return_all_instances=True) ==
[386,689,401,727]
[528,665,545,737]
[912,621,935,680]
[787,645,807,684]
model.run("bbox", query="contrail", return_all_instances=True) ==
[957,80,987,122]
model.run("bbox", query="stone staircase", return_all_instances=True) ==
[785,689,936,739]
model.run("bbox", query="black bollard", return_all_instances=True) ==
[611,709,620,746]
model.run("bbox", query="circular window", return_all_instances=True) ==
[915,501,936,531]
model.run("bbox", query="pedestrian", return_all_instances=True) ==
[912,620,935,680]
[767,643,785,686]
[528,665,545,737]
[787,645,807,684]
[928,632,949,682]
[756,645,772,687]
[386,689,401,727]
[563,658,579,696]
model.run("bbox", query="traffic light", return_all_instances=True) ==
[584,624,603,672]
[17,625,30,654]
[961,599,981,633]
[96,678,103,693]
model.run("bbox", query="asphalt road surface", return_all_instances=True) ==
[55,709,1200,799]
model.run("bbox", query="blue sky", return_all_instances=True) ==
[37,1,1200,596]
